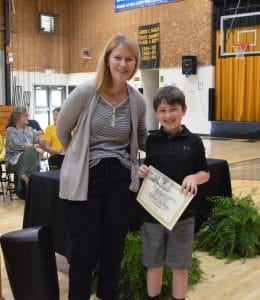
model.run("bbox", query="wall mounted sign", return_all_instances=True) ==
[138,23,160,69]
[114,0,177,12]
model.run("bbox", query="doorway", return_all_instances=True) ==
[34,85,66,130]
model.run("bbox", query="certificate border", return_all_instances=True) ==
[137,166,194,230]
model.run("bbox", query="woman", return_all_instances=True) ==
[5,107,44,199]
[57,34,147,300]
[42,107,64,169]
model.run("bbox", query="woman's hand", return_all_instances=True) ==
[138,164,149,178]
[181,175,198,196]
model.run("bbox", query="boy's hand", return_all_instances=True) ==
[138,164,149,178]
[181,175,198,196]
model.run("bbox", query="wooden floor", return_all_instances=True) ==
[0,137,260,300]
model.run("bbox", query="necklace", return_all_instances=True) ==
[102,88,128,106]
[101,90,128,127]
[110,96,128,127]
[108,95,128,107]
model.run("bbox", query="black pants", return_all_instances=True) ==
[62,158,135,300]
[48,154,64,169]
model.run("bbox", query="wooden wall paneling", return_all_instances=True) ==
[10,0,70,73]
[3,0,212,74]
[0,106,14,137]
[68,0,211,73]
[0,1,3,50]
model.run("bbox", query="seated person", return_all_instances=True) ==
[28,116,44,136]
[41,107,64,169]
[0,134,3,154]
[5,107,44,199]
[0,134,4,189]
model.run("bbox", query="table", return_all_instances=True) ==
[23,158,232,258]
[23,170,69,258]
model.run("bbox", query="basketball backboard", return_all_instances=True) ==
[220,11,260,57]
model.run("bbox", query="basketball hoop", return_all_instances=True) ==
[232,42,249,59]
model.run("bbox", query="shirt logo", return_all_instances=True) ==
[183,145,190,151]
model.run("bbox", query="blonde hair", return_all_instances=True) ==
[94,34,140,94]
[6,107,28,128]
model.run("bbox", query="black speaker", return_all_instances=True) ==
[182,55,197,75]
[208,88,215,121]
[0,226,59,300]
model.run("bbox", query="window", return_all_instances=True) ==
[39,14,56,33]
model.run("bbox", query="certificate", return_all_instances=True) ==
[137,166,194,230]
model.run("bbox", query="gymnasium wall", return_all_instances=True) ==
[68,0,212,72]
[0,51,5,103]
[0,0,3,49]
[68,0,213,134]
[6,0,70,73]
[0,1,4,104]
[0,0,212,72]
[0,0,213,134]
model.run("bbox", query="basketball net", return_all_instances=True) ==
[232,42,249,59]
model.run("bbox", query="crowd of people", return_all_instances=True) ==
[2,34,210,300]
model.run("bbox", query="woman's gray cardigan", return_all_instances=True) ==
[56,80,147,201]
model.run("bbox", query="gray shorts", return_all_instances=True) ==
[141,217,195,269]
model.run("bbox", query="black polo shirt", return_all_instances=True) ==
[142,125,209,222]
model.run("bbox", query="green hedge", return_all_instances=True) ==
[196,193,260,260]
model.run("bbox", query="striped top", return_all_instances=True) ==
[56,80,147,200]
[89,96,131,169]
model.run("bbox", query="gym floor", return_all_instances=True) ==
[0,137,260,299]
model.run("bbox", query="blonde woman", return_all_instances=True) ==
[57,34,147,300]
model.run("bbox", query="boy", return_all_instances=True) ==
[138,86,210,300]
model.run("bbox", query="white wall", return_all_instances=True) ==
[12,71,68,90]
[11,71,68,115]
[160,66,214,135]
[4,65,214,135]
[67,72,96,86]
[67,66,214,134]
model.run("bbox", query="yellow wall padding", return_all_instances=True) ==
[215,28,260,122]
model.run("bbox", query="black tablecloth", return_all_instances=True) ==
[194,158,232,231]
[23,158,232,258]
[23,170,69,257]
